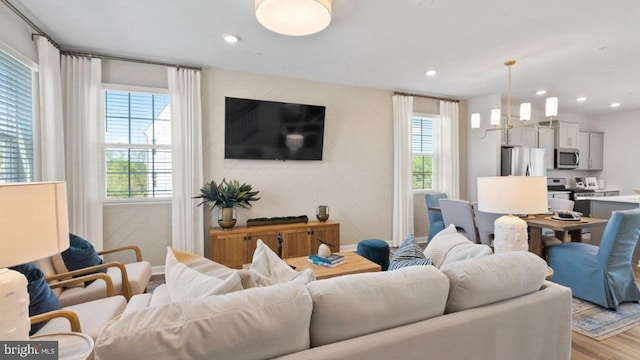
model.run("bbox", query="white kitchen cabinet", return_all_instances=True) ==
[537,127,555,170]
[557,122,579,148]
[502,126,537,147]
[578,131,604,170]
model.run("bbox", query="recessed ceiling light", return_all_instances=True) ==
[536,90,547,95]
[425,70,437,77]
[576,97,587,102]
[610,102,621,108]
[223,34,240,44]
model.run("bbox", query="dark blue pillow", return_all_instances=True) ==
[62,234,107,285]
[10,263,62,335]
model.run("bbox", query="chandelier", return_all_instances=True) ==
[471,60,558,131]
[255,0,332,36]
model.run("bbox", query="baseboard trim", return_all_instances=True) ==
[152,265,165,276]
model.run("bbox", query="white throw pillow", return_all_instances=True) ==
[165,247,243,302]
[424,224,472,268]
[249,239,315,287]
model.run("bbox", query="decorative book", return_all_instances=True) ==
[307,258,345,268]
[309,253,345,264]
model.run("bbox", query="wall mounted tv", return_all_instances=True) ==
[224,97,326,160]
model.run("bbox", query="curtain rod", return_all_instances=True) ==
[60,48,202,71]
[394,91,460,103]
[3,0,202,71]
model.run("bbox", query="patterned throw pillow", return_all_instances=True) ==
[389,234,433,270]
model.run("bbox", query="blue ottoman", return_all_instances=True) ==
[357,239,390,271]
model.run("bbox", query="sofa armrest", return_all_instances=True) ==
[48,273,116,297]
[31,309,81,332]
[98,245,143,262]
[45,262,132,300]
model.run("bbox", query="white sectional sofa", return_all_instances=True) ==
[94,251,572,360]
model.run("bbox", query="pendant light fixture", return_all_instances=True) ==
[255,0,332,36]
[471,60,559,133]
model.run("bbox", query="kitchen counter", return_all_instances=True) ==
[590,195,640,204]
[593,188,621,193]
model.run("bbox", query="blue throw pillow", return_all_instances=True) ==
[62,234,107,283]
[10,263,62,335]
[389,234,433,270]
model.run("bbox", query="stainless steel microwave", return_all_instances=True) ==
[555,148,580,169]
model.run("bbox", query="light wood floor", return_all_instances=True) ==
[570,266,640,360]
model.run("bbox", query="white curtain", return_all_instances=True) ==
[168,67,204,255]
[61,56,103,250]
[438,100,460,199]
[36,36,65,181]
[392,95,414,246]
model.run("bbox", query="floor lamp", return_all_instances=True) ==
[0,182,69,340]
[477,176,548,253]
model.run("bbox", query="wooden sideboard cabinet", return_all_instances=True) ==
[208,221,340,268]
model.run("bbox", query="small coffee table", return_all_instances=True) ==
[286,251,381,280]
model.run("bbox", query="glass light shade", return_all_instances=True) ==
[470,113,481,129]
[255,0,332,36]
[545,97,558,117]
[0,182,69,268]
[477,176,548,215]
[490,109,501,126]
[520,103,531,121]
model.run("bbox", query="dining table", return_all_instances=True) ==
[524,214,609,257]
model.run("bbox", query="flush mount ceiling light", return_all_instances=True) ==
[223,34,240,44]
[576,96,587,102]
[425,69,437,77]
[536,90,547,95]
[255,0,332,36]
[610,102,621,108]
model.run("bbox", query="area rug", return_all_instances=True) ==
[572,297,640,340]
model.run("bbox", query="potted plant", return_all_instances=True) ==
[195,178,260,230]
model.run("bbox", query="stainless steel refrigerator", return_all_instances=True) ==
[501,146,546,176]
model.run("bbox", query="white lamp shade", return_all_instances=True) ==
[477,176,548,215]
[470,113,481,129]
[490,109,501,126]
[545,97,558,117]
[520,102,531,121]
[255,0,332,36]
[0,182,69,268]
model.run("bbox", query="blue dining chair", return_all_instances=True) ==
[425,193,447,243]
[547,208,640,310]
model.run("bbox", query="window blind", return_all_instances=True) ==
[0,50,33,183]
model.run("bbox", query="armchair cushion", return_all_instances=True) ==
[11,263,61,335]
[61,234,106,281]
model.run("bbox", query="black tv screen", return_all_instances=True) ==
[224,97,326,160]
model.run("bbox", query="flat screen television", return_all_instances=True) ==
[224,97,326,160]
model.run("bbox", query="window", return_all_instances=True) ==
[0,49,34,183]
[104,89,171,199]
[412,115,435,190]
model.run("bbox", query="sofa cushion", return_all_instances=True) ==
[250,239,315,286]
[165,247,243,301]
[424,225,492,268]
[388,234,433,270]
[440,251,547,313]
[307,265,449,347]
[95,282,313,360]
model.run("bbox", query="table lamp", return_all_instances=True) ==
[477,176,547,253]
[0,182,69,340]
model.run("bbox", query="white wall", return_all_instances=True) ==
[589,109,639,194]
[200,68,395,249]
[0,3,37,63]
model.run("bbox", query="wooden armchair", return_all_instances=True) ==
[35,245,151,307]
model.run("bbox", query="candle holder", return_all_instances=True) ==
[316,205,329,222]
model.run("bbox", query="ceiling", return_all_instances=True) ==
[10,0,640,116]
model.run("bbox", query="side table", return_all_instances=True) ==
[30,332,94,360]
